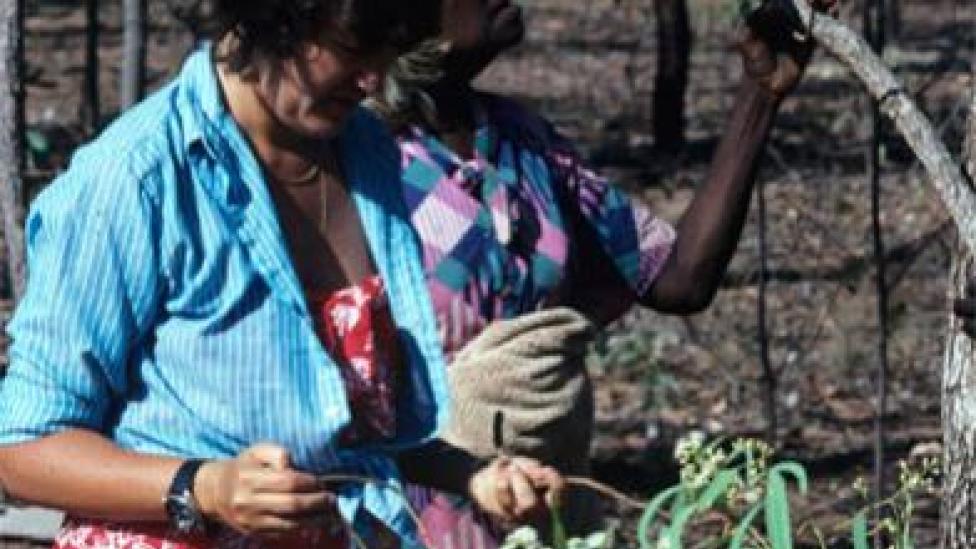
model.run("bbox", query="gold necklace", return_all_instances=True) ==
[278,160,323,186]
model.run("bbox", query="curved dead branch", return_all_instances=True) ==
[789,0,976,252]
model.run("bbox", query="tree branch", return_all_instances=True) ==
[789,0,976,253]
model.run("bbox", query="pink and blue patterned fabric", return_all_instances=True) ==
[398,92,676,548]
[400,92,675,358]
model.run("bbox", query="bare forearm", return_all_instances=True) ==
[0,429,181,522]
[645,77,779,312]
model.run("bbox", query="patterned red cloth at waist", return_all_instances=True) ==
[53,518,348,549]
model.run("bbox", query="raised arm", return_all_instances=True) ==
[642,1,837,314]
[641,73,779,314]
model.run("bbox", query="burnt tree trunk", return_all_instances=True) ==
[0,0,26,301]
[120,0,146,109]
[942,87,976,549]
[652,0,691,154]
[83,0,99,130]
[886,0,901,40]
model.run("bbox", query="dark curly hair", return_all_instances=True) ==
[212,0,441,74]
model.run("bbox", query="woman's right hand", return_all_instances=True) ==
[193,443,341,538]
[468,455,565,524]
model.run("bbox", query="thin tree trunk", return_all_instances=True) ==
[119,0,146,109]
[0,0,27,299]
[652,0,691,154]
[862,1,889,546]
[886,0,901,40]
[120,0,146,110]
[0,0,26,302]
[756,177,778,445]
[83,0,99,131]
[942,84,976,549]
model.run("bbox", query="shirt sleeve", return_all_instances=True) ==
[545,132,676,298]
[0,150,164,444]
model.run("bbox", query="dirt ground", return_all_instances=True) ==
[6,0,976,546]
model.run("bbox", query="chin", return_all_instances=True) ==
[296,113,350,140]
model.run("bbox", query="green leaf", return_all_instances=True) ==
[25,129,50,155]
[666,502,698,549]
[25,128,51,167]
[550,504,568,549]
[900,522,914,549]
[697,470,739,511]
[728,503,764,549]
[769,462,809,494]
[851,512,870,549]
[671,489,688,514]
[764,471,793,549]
[638,485,681,549]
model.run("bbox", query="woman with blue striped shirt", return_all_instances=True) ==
[0,1,565,547]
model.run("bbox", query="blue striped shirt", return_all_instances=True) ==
[0,46,449,544]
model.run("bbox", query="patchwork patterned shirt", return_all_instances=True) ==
[399,92,676,358]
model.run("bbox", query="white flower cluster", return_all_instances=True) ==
[732,438,772,504]
[675,431,729,492]
[500,526,611,549]
[897,456,940,494]
[673,433,775,508]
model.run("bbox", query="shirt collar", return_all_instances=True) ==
[403,95,500,168]
[176,44,228,154]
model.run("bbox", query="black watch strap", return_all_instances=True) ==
[164,459,209,535]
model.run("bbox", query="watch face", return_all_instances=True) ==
[165,490,205,534]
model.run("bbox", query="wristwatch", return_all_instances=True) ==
[163,459,209,535]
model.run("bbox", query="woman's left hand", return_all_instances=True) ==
[468,456,566,523]
[739,0,840,99]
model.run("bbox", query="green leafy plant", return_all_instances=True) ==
[848,457,940,549]
[636,434,939,549]
[636,433,808,549]
[494,433,939,549]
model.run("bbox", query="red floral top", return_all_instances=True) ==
[308,274,401,445]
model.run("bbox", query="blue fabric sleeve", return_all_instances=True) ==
[0,149,164,443]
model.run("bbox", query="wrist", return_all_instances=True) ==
[191,460,220,521]
[163,459,211,535]
[738,76,784,107]
[466,462,491,504]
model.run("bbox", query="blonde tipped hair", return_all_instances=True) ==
[365,39,450,131]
